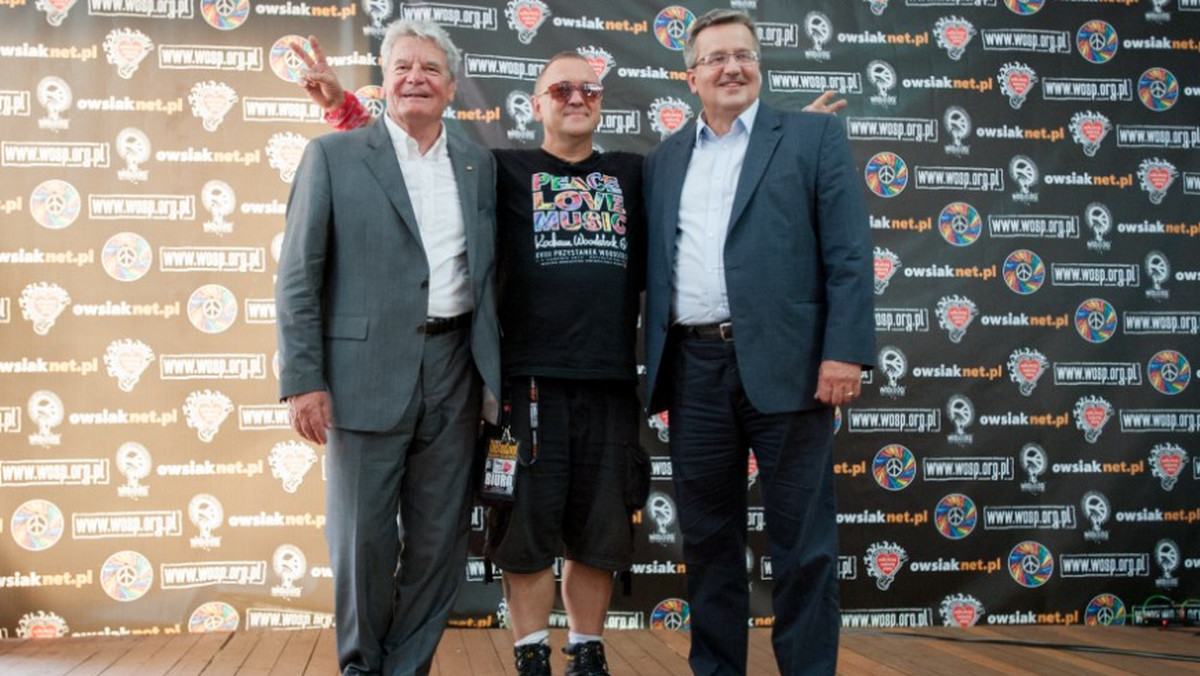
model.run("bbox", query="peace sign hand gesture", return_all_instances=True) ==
[289,35,346,111]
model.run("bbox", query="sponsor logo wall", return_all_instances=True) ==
[1,0,1196,637]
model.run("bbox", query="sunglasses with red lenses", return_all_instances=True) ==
[538,81,604,103]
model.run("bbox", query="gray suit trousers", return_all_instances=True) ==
[325,328,481,676]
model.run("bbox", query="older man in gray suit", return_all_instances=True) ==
[275,20,500,676]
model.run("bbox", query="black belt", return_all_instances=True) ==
[420,312,471,335]
[678,321,734,342]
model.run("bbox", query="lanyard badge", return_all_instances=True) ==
[480,378,540,503]
[481,425,519,502]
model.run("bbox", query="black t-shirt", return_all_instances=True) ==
[492,148,645,381]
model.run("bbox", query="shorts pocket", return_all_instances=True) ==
[624,443,651,512]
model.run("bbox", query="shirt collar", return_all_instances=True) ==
[384,114,448,161]
[696,98,760,145]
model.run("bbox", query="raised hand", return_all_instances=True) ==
[290,35,346,111]
[804,90,848,115]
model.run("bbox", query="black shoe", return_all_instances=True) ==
[514,642,552,676]
[563,641,609,676]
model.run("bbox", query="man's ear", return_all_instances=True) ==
[532,92,545,122]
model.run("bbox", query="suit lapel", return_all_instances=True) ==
[727,104,783,236]
[364,117,424,246]
[446,131,481,277]
[659,122,697,266]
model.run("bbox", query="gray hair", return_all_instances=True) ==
[379,19,462,80]
[683,9,760,68]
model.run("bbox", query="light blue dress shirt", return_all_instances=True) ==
[672,99,760,326]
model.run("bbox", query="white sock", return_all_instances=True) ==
[567,632,602,646]
[515,630,549,647]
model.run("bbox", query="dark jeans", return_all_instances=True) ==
[670,335,839,676]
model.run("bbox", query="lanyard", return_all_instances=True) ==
[524,377,539,466]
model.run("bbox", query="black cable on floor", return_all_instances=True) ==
[842,629,1200,663]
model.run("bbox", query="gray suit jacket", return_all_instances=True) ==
[276,117,500,432]
[643,103,875,415]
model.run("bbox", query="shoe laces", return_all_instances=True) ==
[564,641,609,676]
[514,642,552,675]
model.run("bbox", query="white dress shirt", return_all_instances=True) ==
[384,115,472,318]
[672,99,759,326]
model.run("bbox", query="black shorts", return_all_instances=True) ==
[484,377,648,573]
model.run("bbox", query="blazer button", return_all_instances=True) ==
[419,279,429,290]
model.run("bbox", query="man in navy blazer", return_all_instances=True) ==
[642,10,874,676]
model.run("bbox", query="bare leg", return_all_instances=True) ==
[504,568,557,639]
[562,561,613,636]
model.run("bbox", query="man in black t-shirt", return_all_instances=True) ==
[483,53,646,676]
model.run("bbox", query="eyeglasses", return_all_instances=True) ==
[536,81,604,103]
[693,50,760,68]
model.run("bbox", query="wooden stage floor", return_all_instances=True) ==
[1,626,1198,675]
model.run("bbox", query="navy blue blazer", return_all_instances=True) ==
[642,102,875,415]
